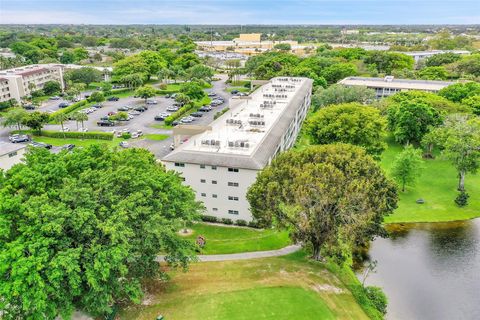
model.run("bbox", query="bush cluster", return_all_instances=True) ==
[50,100,87,117]
[221,218,233,225]
[199,215,259,228]
[213,107,230,120]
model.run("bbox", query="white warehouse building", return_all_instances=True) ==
[162,77,313,222]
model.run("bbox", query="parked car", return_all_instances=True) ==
[165,94,171,98]
[166,106,179,112]
[9,134,30,143]
[171,121,179,126]
[23,104,35,110]
[154,115,166,121]
[61,127,70,132]
[62,144,75,151]
[191,112,203,118]
[128,110,141,116]
[199,106,212,112]
[208,92,217,97]
[58,102,70,108]
[170,93,177,99]
[231,90,239,94]
[30,141,52,149]
[146,99,158,104]
[108,111,117,116]
[49,96,61,100]
[92,103,103,108]
[119,141,129,148]
[170,143,175,150]
[97,120,115,127]
[134,106,146,112]
[107,96,119,101]
[117,106,130,111]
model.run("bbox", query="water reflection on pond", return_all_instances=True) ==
[363,219,480,320]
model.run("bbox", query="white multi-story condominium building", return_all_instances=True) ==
[338,76,455,99]
[0,64,64,103]
[0,143,27,171]
[162,77,313,222]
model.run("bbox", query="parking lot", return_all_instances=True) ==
[1,75,232,159]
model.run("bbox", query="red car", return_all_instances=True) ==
[108,111,117,116]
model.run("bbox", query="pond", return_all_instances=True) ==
[363,218,480,320]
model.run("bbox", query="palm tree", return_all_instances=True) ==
[53,113,69,138]
[75,112,88,131]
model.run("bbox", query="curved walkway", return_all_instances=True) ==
[156,244,301,263]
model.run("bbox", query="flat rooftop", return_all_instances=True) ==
[339,76,455,91]
[163,77,312,169]
[0,143,26,157]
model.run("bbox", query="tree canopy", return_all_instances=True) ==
[307,103,387,156]
[0,146,202,319]
[247,144,397,262]
[311,84,375,111]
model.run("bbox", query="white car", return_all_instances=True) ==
[146,100,158,105]
[119,141,129,148]
[129,111,141,116]
[166,106,179,112]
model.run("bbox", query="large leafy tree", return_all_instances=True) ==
[113,55,149,82]
[438,82,480,103]
[2,107,28,131]
[0,146,201,319]
[247,144,397,261]
[307,103,387,156]
[186,64,214,82]
[135,85,157,103]
[179,81,205,100]
[65,67,102,85]
[22,111,50,133]
[42,80,62,95]
[387,100,443,145]
[427,114,480,192]
[391,145,424,192]
[364,51,414,74]
[311,84,375,111]
[138,50,167,80]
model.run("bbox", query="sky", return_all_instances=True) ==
[0,0,479,25]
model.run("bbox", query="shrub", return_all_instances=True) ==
[120,132,131,139]
[158,83,168,90]
[455,191,469,207]
[235,219,247,226]
[221,218,233,225]
[31,90,45,98]
[365,286,388,315]
[50,100,87,117]
[200,215,218,223]
[248,221,260,228]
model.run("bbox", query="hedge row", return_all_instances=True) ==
[213,107,230,120]
[164,103,196,125]
[39,130,114,140]
[200,215,259,228]
[156,89,179,95]
[50,100,87,117]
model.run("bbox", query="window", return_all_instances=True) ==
[228,182,239,187]
[228,196,239,201]
[212,180,217,184]
[212,194,217,198]
[200,164,205,169]
[228,168,239,172]
[200,179,206,183]
[213,208,218,212]
[174,162,185,167]
[201,193,206,197]
[211,166,217,170]
[228,210,239,215]
[8,151,17,158]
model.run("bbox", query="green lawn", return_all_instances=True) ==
[144,133,169,141]
[120,253,369,320]
[184,223,291,254]
[227,86,250,93]
[150,123,173,130]
[381,137,480,223]
[33,136,124,148]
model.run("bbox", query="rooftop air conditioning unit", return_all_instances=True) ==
[385,76,394,82]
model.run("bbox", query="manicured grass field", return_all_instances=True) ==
[150,123,173,130]
[381,137,480,223]
[33,136,125,148]
[227,86,250,93]
[144,133,169,141]
[120,253,369,320]
[184,223,291,254]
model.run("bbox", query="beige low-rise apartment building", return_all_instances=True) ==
[162,77,313,222]
[0,64,64,103]
[338,76,455,98]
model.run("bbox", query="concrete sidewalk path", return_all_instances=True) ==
[157,244,301,263]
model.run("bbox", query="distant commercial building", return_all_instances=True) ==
[401,50,470,64]
[196,33,313,56]
[0,63,112,103]
[338,76,455,98]
[0,143,26,171]
[162,77,313,222]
